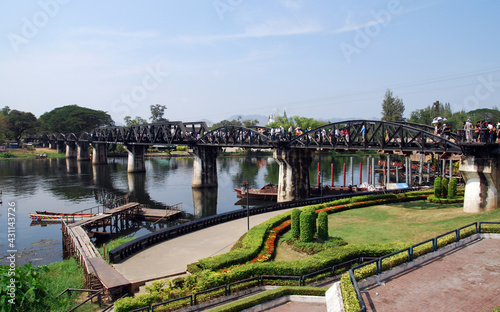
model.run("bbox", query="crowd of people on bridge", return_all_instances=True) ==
[462,119,500,143]
[199,124,363,145]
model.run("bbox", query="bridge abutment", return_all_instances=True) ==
[192,146,221,188]
[274,148,313,202]
[92,143,108,165]
[125,145,146,173]
[459,154,500,213]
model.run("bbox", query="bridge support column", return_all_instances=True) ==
[77,142,91,161]
[459,155,500,213]
[192,146,221,188]
[125,145,146,173]
[92,143,108,165]
[65,142,77,158]
[274,148,313,202]
[57,141,66,154]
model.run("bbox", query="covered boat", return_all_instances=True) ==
[234,184,278,201]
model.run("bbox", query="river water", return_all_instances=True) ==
[0,153,381,266]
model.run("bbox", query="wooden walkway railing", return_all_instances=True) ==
[62,203,137,300]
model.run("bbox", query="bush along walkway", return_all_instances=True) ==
[113,191,440,312]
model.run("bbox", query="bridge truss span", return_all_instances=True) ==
[195,125,274,148]
[287,120,463,154]
[86,121,209,146]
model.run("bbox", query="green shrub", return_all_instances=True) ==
[448,177,457,199]
[195,212,291,271]
[441,178,448,198]
[0,152,16,158]
[340,273,361,312]
[210,287,326,312]
[176,146,187,152]
[291,209,301,239]
[317,211,329,241]
[0,263,49,312]
[434,177,442,198]
[300,209,315,242]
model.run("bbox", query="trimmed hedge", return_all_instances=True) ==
[317,211,329,241]
[340,273,360,312]
[448,177,458,199]
[291,208,301,239]
[434,177,442,198]
[300,208,315,242]
[442,178,449,198]
[195,212,292,271]
[208,287,327,312]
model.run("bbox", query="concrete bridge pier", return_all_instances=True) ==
[57,141,66,154]
[49,140,57,150]
[192,146,221,188]
[92,143,108,165]
[125,145,146,173]
[459,154,500,213]
[274,148,313,202]
[77,142,91,161]
[65,142,77,158]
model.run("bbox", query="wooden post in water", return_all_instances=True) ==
[350,157,353,186]
[371,158,375,186]
[359,162,362,186]
[343,163,346,187]
[331,163,334,187]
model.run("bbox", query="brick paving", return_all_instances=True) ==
[360,238,500,312]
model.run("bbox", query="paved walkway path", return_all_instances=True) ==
[361,237,500,312]
[113,209,293,284]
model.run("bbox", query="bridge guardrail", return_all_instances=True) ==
[109,188,416,263]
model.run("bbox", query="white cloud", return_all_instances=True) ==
[175,18,322,45]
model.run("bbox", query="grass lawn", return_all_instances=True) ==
[329,199,500,244]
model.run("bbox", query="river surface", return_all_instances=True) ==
[0,153,381,266]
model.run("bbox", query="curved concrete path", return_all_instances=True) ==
[113,209,293,285]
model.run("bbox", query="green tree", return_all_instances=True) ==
[5,110,39,142]
[267,115,326,131]
[381,89,405,122]
[150,104,167,122]
[211,116,258,129]
[39,105,114,134]
[124,116,148,126]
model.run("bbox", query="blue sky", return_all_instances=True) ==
[1,0,499,125]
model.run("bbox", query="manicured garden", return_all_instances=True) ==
[110,189,500,312]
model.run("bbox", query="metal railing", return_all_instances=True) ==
[57,288,102,311]
[124,256,371,311]
[348,221,500,312]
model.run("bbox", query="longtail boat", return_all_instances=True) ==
[30,211,95,222]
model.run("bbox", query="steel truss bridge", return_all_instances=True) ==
[44,120,464,154]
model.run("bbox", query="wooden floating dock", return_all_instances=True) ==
[62,201,184,299]
[133,207,183,222]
